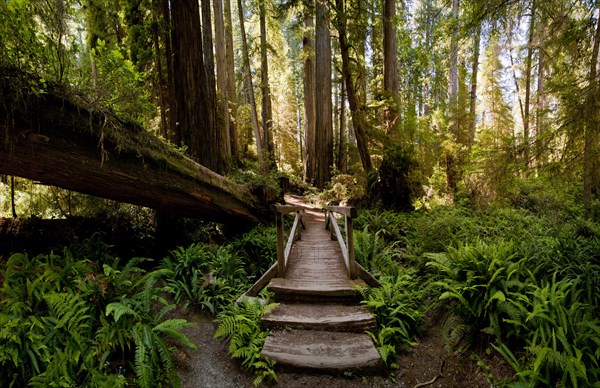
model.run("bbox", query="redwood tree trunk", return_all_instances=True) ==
[224,0,238,160]
[200,0,225,173]
[171,0,222,172]
[523,0,536,169]
[238,0,263,159]
[468,22,481,150]
[303,3,317,184]
[315,0,333,189]
[259,0,276,169]
[213,0,232,162]
[446,0,460,201]
[584,5,600,219]
[383,0,399,136]
[335,0,372,174]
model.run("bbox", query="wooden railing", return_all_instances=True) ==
[272,204,304,277]
[238,204,304,301]
[325,206,381,287]
[325,205,357,278]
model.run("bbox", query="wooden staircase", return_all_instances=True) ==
[245,202,382,373]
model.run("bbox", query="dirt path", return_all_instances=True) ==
[175,309,502,387]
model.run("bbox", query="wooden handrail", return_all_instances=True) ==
[325,205,356,278]
[272,204,305,277]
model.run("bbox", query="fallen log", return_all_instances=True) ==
[0,68,273,224]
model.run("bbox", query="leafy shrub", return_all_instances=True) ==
[215,299,279,386]
[319,174,366,204]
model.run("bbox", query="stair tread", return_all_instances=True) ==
[261,329,381,371]
[268,277,366,296]
[262,303,376,331]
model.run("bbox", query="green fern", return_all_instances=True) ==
[215,300,279,385]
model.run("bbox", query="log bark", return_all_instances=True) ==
[0,69,272,224]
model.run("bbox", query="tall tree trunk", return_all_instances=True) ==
[315,0,333,189]
[523,0,536,170]
[224,0,238,160]
[423,0,432,116]
[11,176,17,218]
[446,0,460,200]
[172,0,221,171]
[152,2,168,139]
[213,0,232,161]
[383,0,399,136]
[259,0,276,170]
[335,0,372,174]
[200,0,225,173]
[162,0,178,144]
[584,5,600,219]
[238,0,263,160]
[303,4,317,184]
[337,79,347,173]
[535,23,546,167]
[468,22,481,150]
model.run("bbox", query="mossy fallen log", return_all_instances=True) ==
[0,68,273,224]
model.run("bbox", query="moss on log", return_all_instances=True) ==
[0,68,272,224]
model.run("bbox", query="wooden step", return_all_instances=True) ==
[261,303,376,332]
[267,277,367,303]
[261,329,382,372]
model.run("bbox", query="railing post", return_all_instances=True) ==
[275,211,286,277]
[346,213,356,278]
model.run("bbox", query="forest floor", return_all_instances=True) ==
[175,308,511,388]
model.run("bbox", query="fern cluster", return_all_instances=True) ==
[357,204,600,386]
[215,299,279,386]
[0,245,196,387]
[161,243,250,314]
[360,272,424,367]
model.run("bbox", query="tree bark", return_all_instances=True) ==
[446,0,460,200]
[238,0,263,159]
[315,0,333,189]
[583,5,600,219]
[337,79,347,173]
[0,72,271,223]
[200,0,225,173]
[152,1,168,140]
[303,3,317,184]
[224,0,238,159]
[259,0,276,170]
[383,0,399,136]
[468,22,481,150]
[523,0,536,169]
[171,0,222,172]
[162,0,178,144]
[213,0,232,162]
[334,0,372,174]
[535,22,546,167]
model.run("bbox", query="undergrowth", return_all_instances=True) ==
[0,247,196,387]
[355,194,600,386]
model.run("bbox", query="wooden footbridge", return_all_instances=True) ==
[241,199,383,372]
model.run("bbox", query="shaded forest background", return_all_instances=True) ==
[1,0,599,218]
